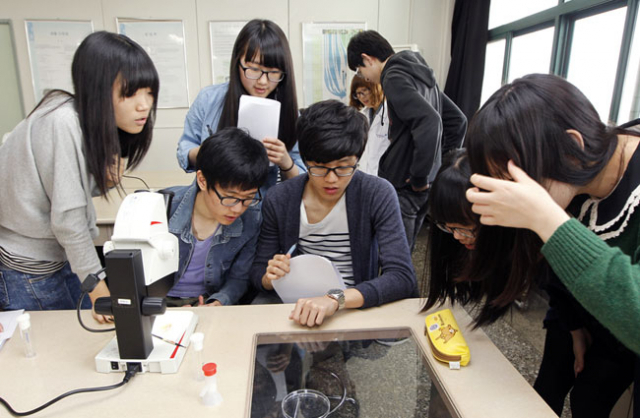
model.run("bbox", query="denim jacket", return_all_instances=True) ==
[164,181,261,305]
[175,82,306,195]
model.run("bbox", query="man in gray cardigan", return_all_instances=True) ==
[250,100,417,327]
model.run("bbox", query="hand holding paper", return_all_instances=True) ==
[263,253,291,290]
[262,137,293,169]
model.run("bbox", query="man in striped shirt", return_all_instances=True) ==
[251,100,417,327]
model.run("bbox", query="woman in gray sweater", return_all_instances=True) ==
[0,31,158,323]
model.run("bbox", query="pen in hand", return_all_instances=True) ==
[286,243,297,256]
[152,334,186,348]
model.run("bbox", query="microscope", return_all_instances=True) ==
[94,191,198,374]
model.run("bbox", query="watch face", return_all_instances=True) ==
[327,289,345,308]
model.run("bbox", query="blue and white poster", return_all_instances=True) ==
[302,22,366,107]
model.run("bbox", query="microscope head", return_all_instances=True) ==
[104,192,178,285]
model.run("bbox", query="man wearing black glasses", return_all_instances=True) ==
[250,100,417,327]
[162,127,269,307]
[347,30,467,251]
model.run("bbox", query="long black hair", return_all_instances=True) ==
[421,149,481,312]
[218,19,298,150]
[463,73,638,326]
[32,31,159,196]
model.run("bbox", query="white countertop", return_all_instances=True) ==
[0,300,556,418]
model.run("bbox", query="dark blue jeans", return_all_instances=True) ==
[0,262,91,310]
[396,186,430,252]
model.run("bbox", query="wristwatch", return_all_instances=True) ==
[325,288,345,310]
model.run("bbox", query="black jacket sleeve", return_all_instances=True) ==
[441,93,467,153]
[384,70,443,189]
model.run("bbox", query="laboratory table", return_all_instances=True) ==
[0,299,556,418]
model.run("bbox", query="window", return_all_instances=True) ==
[618,7,640,123]
[566,7,627,121]
[480,39,506,105]
[489,0,558,29]
[508,27,554,82]
[484,0,639,123]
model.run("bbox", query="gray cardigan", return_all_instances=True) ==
[0,96,101,282]
[250,171,417,308]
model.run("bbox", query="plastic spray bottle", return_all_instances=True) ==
[190,332,204,381]
[16,313,36,358]
[200,362,223,406]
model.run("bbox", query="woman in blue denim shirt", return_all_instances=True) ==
[165,128,269,306]
[176,19,305,196]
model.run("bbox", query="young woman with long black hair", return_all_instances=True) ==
[421,149,479,312]
[177,19,305,194]
[0,31,158,323]
[464,74,639,417]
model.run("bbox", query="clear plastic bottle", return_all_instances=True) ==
[190,332,204,381]
[200,362,223,406]
[16,313,36,358]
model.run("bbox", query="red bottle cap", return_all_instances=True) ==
[202,362,217,376]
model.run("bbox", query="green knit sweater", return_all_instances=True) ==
[542,217,640,355]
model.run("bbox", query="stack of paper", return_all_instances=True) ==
[0,309,25,351]
[237,95,281,141]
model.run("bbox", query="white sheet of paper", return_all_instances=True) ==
[152,310,194,343]
[0,309,25,350]
[272,254,346,303]
[237,95,281,141]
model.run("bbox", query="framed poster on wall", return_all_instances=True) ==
[302,22,366,107]
[117,18,189,108]
[209,21,246,85]
[25,20,93,102]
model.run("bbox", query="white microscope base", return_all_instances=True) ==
[95,310,198,374]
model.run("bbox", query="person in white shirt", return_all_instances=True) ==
[349,77,389,176]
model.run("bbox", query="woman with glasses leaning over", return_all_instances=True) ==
[349,76,389,176]
[176,19,305,197]
[421,149,480,314]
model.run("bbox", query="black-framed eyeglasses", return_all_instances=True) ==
[352,89,371,100]
[239,63,285,83]
[306,164,358,177]
[212,185,262,207]
[432,220,476,239]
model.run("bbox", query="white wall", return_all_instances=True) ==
[409,0,455,87]
[0,0,454,172]
[0,21,24,139]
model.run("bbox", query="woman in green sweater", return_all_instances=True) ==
[464,74,639,417]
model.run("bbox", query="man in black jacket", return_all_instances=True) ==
[347,30,467,250]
